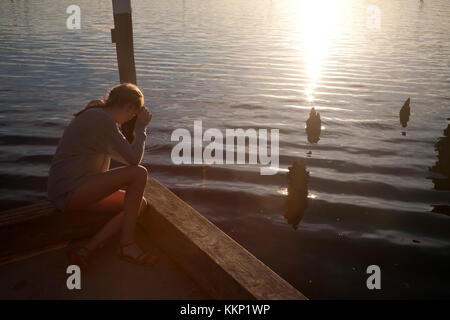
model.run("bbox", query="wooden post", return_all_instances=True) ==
[111,0,137,143]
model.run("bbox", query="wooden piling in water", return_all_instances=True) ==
[111,0,138,143]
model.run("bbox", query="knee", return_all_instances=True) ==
[131,165,148,183]
[139,197,148,215]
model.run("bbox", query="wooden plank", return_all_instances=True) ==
[0,241,69,267]
[0,202,52,219]
[0,203,57,226]
[0,203,119,259]
[140,178,307,300]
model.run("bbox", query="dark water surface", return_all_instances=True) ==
[0,0,449,298]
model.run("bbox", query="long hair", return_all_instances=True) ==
[73,83,144,117]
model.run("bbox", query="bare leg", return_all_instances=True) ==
[121,173,147,244]
[84,211,124,251]
[65,165,151,260]
[119,168,149,258]
[84,198,148,252]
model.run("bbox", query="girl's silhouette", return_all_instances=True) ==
[47,83,157,268]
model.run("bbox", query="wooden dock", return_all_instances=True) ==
[0,178,307,300]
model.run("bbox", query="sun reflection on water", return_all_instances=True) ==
[294,0,347,104]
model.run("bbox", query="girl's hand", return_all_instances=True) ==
[136,106,152,126]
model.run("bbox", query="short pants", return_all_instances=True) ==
[50,189,77,212]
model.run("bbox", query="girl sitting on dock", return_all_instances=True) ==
[47,83,157,268]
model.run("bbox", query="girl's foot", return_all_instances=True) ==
[67,242,105,270]
[117,242,158,266]
[67,246,91,270]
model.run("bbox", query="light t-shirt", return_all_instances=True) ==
[47,107,147,210]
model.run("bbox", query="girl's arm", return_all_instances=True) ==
[104,120,147,166]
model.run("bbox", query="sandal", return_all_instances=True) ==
[117,242,158,266]
[67,245,91,270]
[67,242,105,270]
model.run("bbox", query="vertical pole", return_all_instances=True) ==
[111,0,137,143]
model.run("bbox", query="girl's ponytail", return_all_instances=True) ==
[73,83,143,117]
[73,98,107,117]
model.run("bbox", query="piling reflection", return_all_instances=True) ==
[429,119,450,190]
[306,107,321,143]
[285,160,310,229]
[429,119,450,216]
[399,97,410,135]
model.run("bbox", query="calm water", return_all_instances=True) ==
[0,0,449,298]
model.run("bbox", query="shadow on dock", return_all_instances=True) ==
[0,230,208,299]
